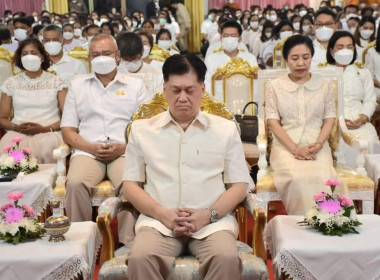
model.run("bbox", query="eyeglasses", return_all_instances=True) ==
[314,21,335,28]
[89,50,117,58]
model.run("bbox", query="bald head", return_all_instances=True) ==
[89,33,117,50]
[89,34,120,64]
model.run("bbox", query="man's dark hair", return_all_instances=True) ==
[116,31,144,58]
[32,24,44,36]
[13,17,32,27]
[0,28,11,44]
[326,30,357,65]
[42,24,63,36]
[282,34,314,60]
[163,54,207,83]
[156,28,172,42]
[344,4,359,13]
[314,7,336,22]
[220,20,242,36]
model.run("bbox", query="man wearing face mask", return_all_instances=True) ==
[62,23,83,52]
[42,25,87,85]
[13,17,33,44]
[311,8,337,68]
[205,20,258,101]
[61,34,149,246]
[200,9,218,57]
[81,24,100,50]
[116,32,163,97]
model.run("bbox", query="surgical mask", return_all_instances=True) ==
[87,35,94,43]
[120,60,142,73]
[126,20,132,27]
[74,28,82,37]
[63,31,74,40]
[279,30,292,39]
[250,21,259,29]
[253,10,259,15]
[222,37,239,52]
[39,35,43,41]
[100,18,108,24]
[159,18,166,25]
[69,20,75,24]
[158,40,172,50]
[118,24,123,31]
[33,16,38,22]
[140,17,145,22]
[302,25,310,32]
[132,21,138,27]
[216,16,220,21]
[154,23,160,30]
[259,25,263,31]
[14,28,28,41]
[208,14,213,21]
[44,41,62,55]
[55,23,62,28]
[267,14,277,22]
[21,54,42,72]
[91,56,117,74]
[243,19,248,25]
[293,22,300,30]
[345,13,358,21]
[349,27,356,34]
[333,49,354,65]
[299,10,307,17]
[265,32,271,38]
[360,29,373,39]
[142,45,151,59]
[315,26,334,41]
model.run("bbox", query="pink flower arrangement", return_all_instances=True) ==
[3,145,12,153]
[8,191,24,202]
[313,192,328,202]
[318,199,342,214]
[22,147,32,155]
[4,207,25,223]
[338,195,354,207]
[9,150,25,163]
[0,203,13,212]
[325,178,340,186]
[11,137,23,143]
[21,204,35,216]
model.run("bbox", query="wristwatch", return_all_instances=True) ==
[208,208,219,223]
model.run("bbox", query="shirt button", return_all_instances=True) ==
[182,139,187,144]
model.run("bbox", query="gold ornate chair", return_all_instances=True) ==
[67,46,90,73]
[272,37,288,69]
[211,57,260,167]
[255,67,374,215]
[96,92,268,280]
[149,43,171,63]
[362,40,376,65]
[0,46,14,85]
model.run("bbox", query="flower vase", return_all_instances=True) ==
[44,201,70,242]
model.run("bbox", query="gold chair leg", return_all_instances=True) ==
[237,206,248,244]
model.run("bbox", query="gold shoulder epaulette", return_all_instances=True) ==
[171,45,179,52]
[238,48,245,52]
[317,61,328,68]
[354,61,364,68]
[213,46,223,53]
[47,69,57,75]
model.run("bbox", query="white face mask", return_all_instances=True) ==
[39,35,43,42]
[333,49,354,65]
[118,24,123,31]
[159,18,166,25]
[345,13,358,21]
[280,30,293,39]
[55,23,62,28]
[63,31,74,40]
[132,21,138,27]
[69,20,75,24]
[21,54,42,72]
[154,23,160,30]
[267,14,277,22]
[222,37,239,52]
[259,25,263,31]
[349,27,356,34]
[14,28,28,41]
[315,26,334,41]
[293,22,300,30]
[91,56,117,75]
[360,29,373,39]
[142,45,151,59]
[299,10,307,17]
[74,28,82,37]
[250,21,259,29]
[120,60,142,73]
[126,20,132,27]
[44,41,62,56]
[158,40,172,50]
[265,32,272,38]
[302,25,311,32]
[33,16,38,22]
[87,35,94,43]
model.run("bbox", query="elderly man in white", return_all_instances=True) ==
[123,54,252,280]
[61,34,149,245]
[42,24,87,86]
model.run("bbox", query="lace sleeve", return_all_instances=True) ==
[265,81,280,120]
[52,74,68,91]
[324,81,336,119]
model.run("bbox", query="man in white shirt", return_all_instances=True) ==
[123,54,251,280]
[311,8,337,68]
[205,20,258,101]
[81,24,100,50]
[42,25,87,86]
[116,31,163,97]
[201,9,219,44]
[61,34,149,245]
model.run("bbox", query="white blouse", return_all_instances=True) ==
[1,71,66,126]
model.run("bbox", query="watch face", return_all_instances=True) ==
[210,209,219,223]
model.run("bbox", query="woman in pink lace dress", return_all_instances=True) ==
[265,34,344,214]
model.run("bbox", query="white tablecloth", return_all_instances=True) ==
[0,164,58,216]
[265,215,380,280]
[0,221,101,280]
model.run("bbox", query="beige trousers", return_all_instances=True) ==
[127,227,242,280]
[65,155,135,244]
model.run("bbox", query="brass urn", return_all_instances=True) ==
[44,201,70,242]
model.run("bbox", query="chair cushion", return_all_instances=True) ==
[99,240,268,280]
[53,180,115,198]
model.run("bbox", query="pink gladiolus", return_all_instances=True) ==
[11,137,23,143]
[7,191,24,202]
[9,150,25,163]
[23,147,32,155]
[21,204,35,216]
[313,192,328,202]
[3,145,12,153]
[5,207,25,223]
[338,195,354,207]
[0,203,13,212]
[325,178,341,186]
[318,199,342,214]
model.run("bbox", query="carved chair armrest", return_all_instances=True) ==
[53,144,72,189]
[257,134,269,180]
[97,197,136,266]
[244,193,267,263]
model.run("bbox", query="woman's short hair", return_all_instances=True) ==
[273,19,294,39]
[135,30,154,48]
[115,31,143,58]
[326,30,357,65]
[163,54,206,83]
[282,34,314,60]
[156,28,172,43]
[13,38,51,71]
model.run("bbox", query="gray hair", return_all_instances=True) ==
[42,24,63,37]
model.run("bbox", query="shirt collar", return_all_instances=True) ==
[84,69,130,85]
[281,72,322,92]
[157,110,208,129]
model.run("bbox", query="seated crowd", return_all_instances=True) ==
[0,1,380,279]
